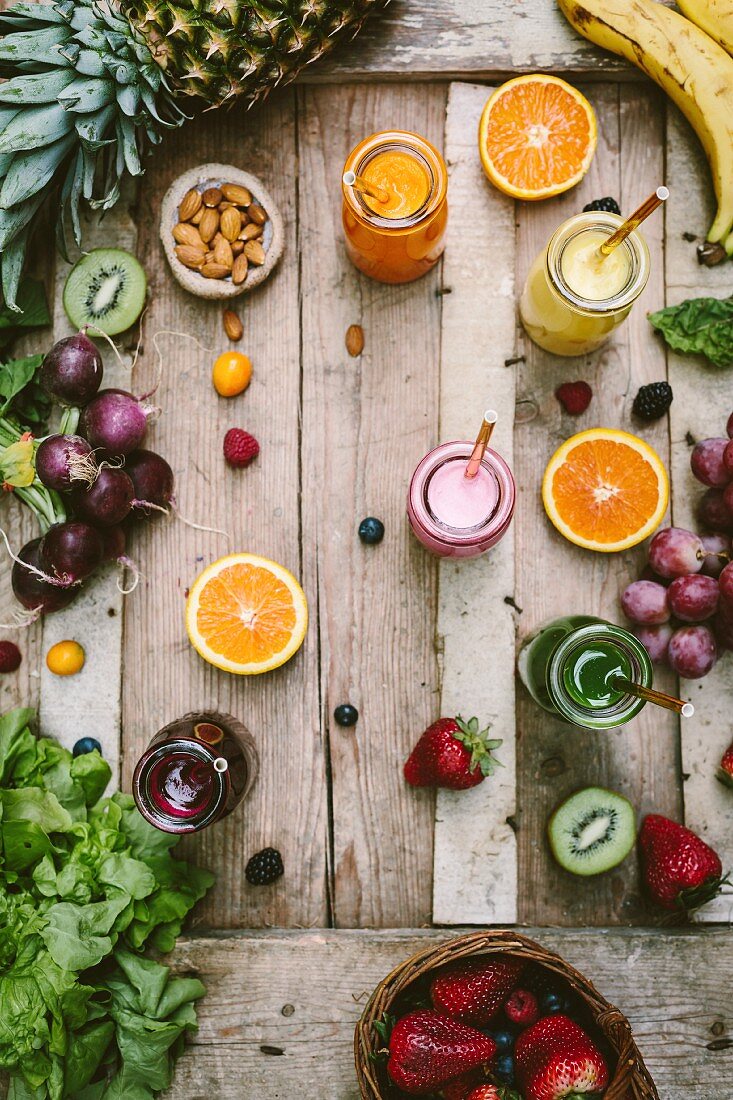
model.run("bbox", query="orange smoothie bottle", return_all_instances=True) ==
[342,130,448,283]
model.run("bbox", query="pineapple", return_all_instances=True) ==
[0,0,383,308]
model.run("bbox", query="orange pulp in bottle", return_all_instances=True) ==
[362,151,430,218]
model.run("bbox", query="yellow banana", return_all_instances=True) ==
[677,0,733,56]
[557,0,733,250]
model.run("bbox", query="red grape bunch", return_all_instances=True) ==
[620,410,733,679]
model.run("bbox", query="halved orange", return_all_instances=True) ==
[479,75,597,200]
[186,553,308,675]
[543,429,669,552]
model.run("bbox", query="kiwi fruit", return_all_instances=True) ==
[64,248,146,335]
[548,786,636,876]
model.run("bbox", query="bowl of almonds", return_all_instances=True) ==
[160,162,284,299]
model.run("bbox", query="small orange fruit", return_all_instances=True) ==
[542,428,668,552]
[479,75,597,200]
[212,351,252,397]
[46,639,85,676]
[186,553,308,675]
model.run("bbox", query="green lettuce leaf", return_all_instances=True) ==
[648,295,733,368]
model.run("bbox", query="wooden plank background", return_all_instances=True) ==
[160,927,733,1098]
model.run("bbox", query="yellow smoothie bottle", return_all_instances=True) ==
[519,211,651,356]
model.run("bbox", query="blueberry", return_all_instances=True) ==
[334,704,359,727]
[493,1053,515,1084]
[358,517,385,545]
[490,1029,515,1052]
[73,737,102,757]
[540,991,566,1014]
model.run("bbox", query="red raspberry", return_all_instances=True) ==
[504,988,539,1027]
[223,428,259,468]
[555,380,592,415]
[0,641,22,673]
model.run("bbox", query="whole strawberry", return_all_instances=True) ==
[430,956,524,1026]
[404,716,502,790]
[515,1015,608,1100]
[440,1071,484,1100]
[387,1010,496,1095]
[718,741,733,789]
[639,813,727,912]
[223,427,259,468]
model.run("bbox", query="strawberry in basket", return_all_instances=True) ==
[430,956,525,1026]
[387,1010,496,1094]
[515,1015,608,1099]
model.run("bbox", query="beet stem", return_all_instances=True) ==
[0,528,79,588]
[81,324,125,368]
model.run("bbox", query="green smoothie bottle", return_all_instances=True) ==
[517,616,654,729]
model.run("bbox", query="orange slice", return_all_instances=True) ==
[186,553,308,675]
[479,75,597,200]
[543,429,669,552]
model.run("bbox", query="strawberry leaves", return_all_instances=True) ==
[452,716,503,778]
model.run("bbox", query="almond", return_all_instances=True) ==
[201,262,230,279]
[223,309,243,341]
[179,188,202,222]
[345,324,364,357]
[243,239,266,266]
[175,244,205,270]
[202,186,223,207]
[218,200,236,212]
[220,207,242,242]
[232,240,245,256]
[191,208,204,225]
[205,250,215,263]
[213,236,234,269]
[173,222,204,248]
[240,222,263,241]
[198,206,220,243]
[248,203,267,226]
[222,183,252,207]
[232,253,249,285]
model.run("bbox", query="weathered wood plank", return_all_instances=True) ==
[298,83,445,928]
[309,0,637,82]
[433,82,517,925]
[665,107,733,924]
[515,85,682,926]
[37,196,138,785]
[121,91,328,929]
[161,926,731,1098]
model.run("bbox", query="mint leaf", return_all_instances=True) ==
[648,296,733,368]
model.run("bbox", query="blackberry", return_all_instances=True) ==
[583,197,621,215]
[334,704,359,727]
[245,847,284,886]
[633,381,673,421]
[358,517,384,544]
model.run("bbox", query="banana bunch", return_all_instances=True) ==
[557,0,733,257]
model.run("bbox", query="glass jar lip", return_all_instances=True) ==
[342,129,447,231]
[546,211,650,315]
[409,440,515,546]
[133,737,226,833]
[547,622,653,728]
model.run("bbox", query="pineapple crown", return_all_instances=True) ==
[0,0,186,308]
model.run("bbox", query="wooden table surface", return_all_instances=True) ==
[1,2,732,1096]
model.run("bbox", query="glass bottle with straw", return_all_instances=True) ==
[407,407,515,558]
[519,187,668,357]
[518,615,694,730]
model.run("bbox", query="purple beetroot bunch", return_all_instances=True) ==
[5,330,175,620]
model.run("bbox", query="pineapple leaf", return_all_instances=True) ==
[0,69,75,104]
[0,27,67,61]
[0,194,44,250]
[1,224,31,313]
[1,132,76,207]
[0,103,74,154]
[58,76,115,112]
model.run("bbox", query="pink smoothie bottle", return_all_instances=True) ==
[407,412,515,558]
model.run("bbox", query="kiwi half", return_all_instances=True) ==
[548,786,636,876]
[64,248,146,336]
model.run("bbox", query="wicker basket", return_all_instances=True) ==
[354,930,658,1100]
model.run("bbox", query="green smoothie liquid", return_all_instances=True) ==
[561,639,633,710]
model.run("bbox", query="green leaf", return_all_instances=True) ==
[40,896,130,971]
[1,788,73,833]
[648,296,733,368]
[2,819,53,870]
[70,750,111,806]
[62,1019,115,1097]
[97,853,156,901]
[0,130,77,208]
[0,69,75,105]
[0,102,74,154]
